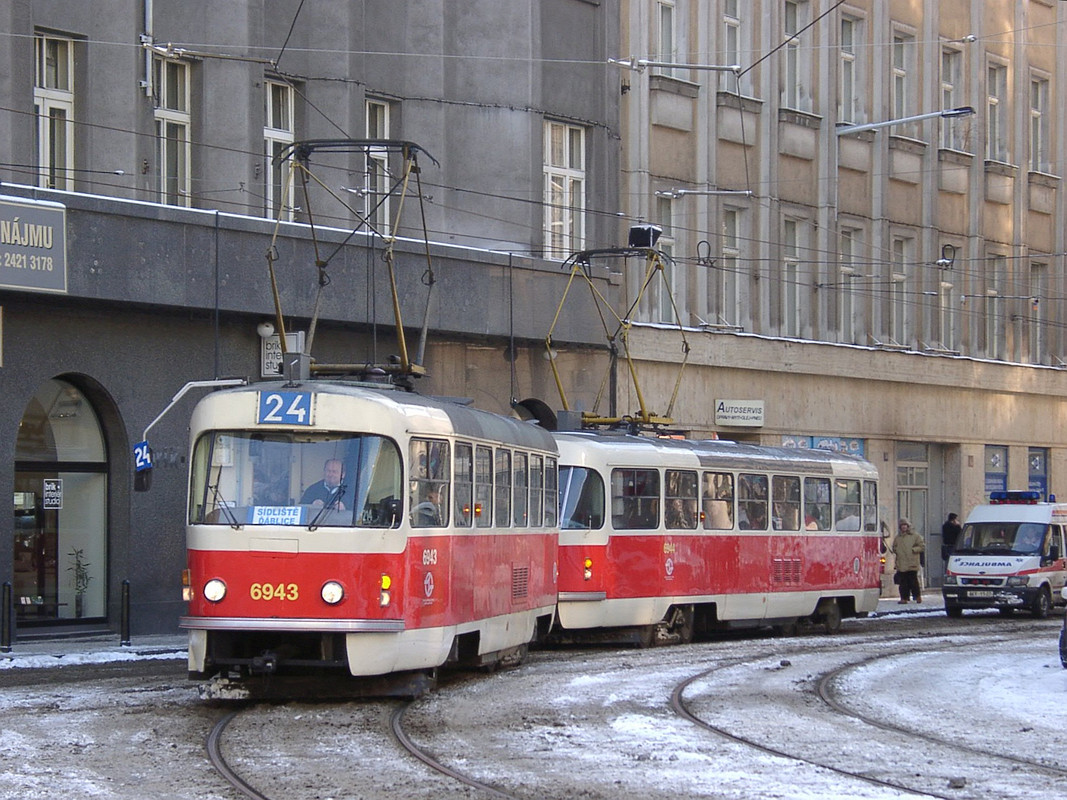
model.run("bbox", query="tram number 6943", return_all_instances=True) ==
[423,549,438,566]
[250,582,299,601]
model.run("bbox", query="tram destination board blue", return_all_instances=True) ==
[258,391,314,425]
[0,195,67,294]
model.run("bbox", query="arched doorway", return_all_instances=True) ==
[13,378,108,625]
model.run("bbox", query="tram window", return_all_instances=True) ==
[495,449,512,527]
[559,465,604,529]
[772,475,801,531]
[862,480,878,532]
[513,452,529,526]
[475,446,493,528]
[530,455,544,527]
[455,443,474,528]
[737,473,768,530]
[544,457,558,527]
[410,438,449,527]
[189,431,402,528]
[665,469,698,529]
[834,479,861,531]
[804,477,831,531]
[612,468,659,529]
[702,471,734,530]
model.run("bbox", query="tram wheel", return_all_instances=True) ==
[818,599,842,634]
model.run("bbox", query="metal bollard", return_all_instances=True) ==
[120,579,131,646]
[1,582,12,653]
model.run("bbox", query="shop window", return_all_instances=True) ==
[14,379,107,623]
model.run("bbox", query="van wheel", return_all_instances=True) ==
[945,604,963,619]
[1031,588,1051,620]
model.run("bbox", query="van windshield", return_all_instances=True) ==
[956,522,1049,556]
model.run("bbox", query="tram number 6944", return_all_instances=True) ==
[250,582,299,601]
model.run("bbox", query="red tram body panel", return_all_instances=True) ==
[554,432,881,635]
[180,381,559,679]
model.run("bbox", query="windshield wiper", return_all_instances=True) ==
[308,482,347,531]
[209,467,241,530]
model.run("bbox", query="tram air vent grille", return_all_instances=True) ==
[772,558,802,584]
[512,566,529,600]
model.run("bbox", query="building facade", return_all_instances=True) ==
[615,0,1067,589]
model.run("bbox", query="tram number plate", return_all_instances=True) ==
[968,590,994,598]
[258,391,313,425]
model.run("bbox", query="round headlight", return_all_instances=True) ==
[321,580,345,605]
[203,578,227,603]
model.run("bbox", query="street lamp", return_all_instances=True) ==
[654,188,753,199]
[609,57,740,74]
[836,106,975,136]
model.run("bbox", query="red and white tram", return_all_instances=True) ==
[180,380,559,692]
[554,431,881,642]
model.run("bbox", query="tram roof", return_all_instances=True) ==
[214,379,557,453]
[553,430,876,476]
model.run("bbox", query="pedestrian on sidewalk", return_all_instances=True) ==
[941,512,962,562]
[892,518,925,604]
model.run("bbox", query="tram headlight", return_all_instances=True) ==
[583,557,593,581]
[203,578,227,603]
[321,581,345,605]
[380,573,392,607]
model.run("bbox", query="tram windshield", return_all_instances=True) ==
[955,522,1050,556]
[559,466,605,529]
[188,431,403,528]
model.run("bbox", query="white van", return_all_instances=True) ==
[942,490,1067,618]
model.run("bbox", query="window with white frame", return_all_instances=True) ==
[1030,75,1049,173]
[839,227,862,344]
[890,236,912,345]
[721,0,745,93]
[543,120,586,258]
[655,0,681,78]
[718,207,742,326]
[782,1,810,111]
[782,218,802,337]
[264,80,295,221]
[986,61,1008,162]
[153,56,191,206]
[1029,261,1046,364]
[940,48,965,150]
[34,35,74,191]
[839,16,861,124]
[655,196,676,324]
[985,254,1005,360]
[891,31,916,135]
[365,99,391,235]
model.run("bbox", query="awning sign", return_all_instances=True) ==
[715,399,765,427]
[0,195,67,293]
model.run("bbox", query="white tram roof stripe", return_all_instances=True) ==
[554,432,877,477]
[208,380,557,453]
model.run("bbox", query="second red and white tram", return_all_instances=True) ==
[180,380,559,692]
[554,432,881,642]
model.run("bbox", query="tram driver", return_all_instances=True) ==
[300,458,347,510]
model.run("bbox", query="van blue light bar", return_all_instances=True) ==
[989,490,1042,504]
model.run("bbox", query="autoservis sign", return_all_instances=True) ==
[0,195,67,293]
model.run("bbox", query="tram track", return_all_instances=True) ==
[671,624,1065,800]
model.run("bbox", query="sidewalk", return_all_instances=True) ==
[0,632,187,670]
[874,594,946,617]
